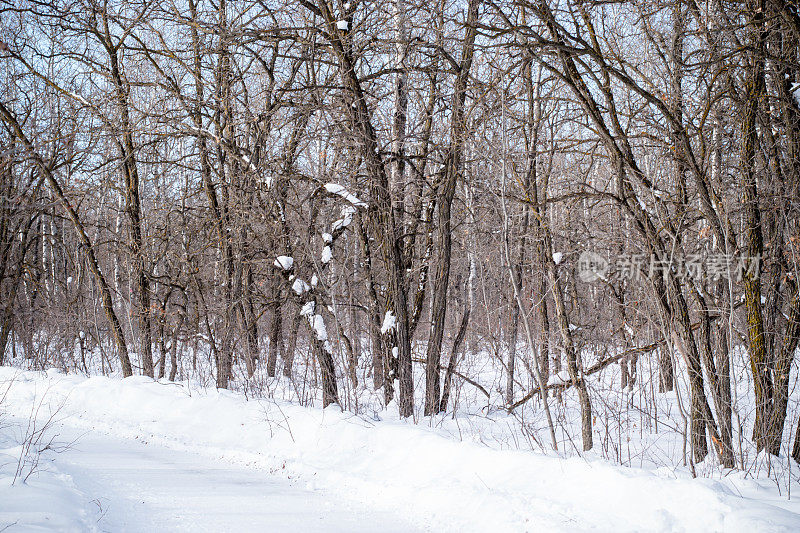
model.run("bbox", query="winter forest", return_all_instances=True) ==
[1,0,800,530]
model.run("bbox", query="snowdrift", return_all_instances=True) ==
[1,367,799,532]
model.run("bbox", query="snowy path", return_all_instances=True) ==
[1,420,417,532]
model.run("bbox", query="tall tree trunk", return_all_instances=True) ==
[546,248,593,451]
[693,287,735,467]
[439,293,470,412]
[391,0,408,230]
[664,274,720,463]
[189,0,235,388]
[505,292,520,405]
[283,308,301,378]
[423,0,481,415]
[267,295,282,378]
[105,24,153,378]
[315,0,413,416]
[501,171,558,451]
[356,214,387,394]
[240,264,260,378]
[741,0,770,451]
[767,284,800,453]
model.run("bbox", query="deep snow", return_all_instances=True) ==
[0,418,414,532]
[2,367,800,532]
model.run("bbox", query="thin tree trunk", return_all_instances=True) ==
[283,308,301,378]
[767,285,800,453]
[0,102,132,376]
[547,260,593,451]
[423,0,480,416]
[439,302,470,413]
[693,287,735,467]
[356,214,386,393]
[505,298,520,405]
[267,297,282,378]
[499,93,558,450]
[105,27,153,378]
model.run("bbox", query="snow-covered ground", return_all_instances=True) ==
[0,429,93,531]
[0,417,413,532]
[2,367,799,532]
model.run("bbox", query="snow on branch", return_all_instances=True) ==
[381,310,396,334]
[321,246,333,264]
[273,181,368,379]
[292,278,311,295]
[331,206,357,232]
[323,183,367,208]
[274,256,294,271]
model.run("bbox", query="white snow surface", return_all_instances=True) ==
[0,390,411,532]
[380,311,396,334]
[1,367,799,532]
[274,256,294,270]
[292,278,310,295]
[321,245,332,264]
[324,183,365,207]
[0,436,93,532]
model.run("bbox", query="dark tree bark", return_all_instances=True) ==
[310,0,413,416]
[423,0,481,416]
[0,102,133,377]
[103,12,153,378]
[740,0,770,451]
[267,294,283,378]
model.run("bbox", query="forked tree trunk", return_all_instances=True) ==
[106,31,153,378]
[547,259,593,451]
